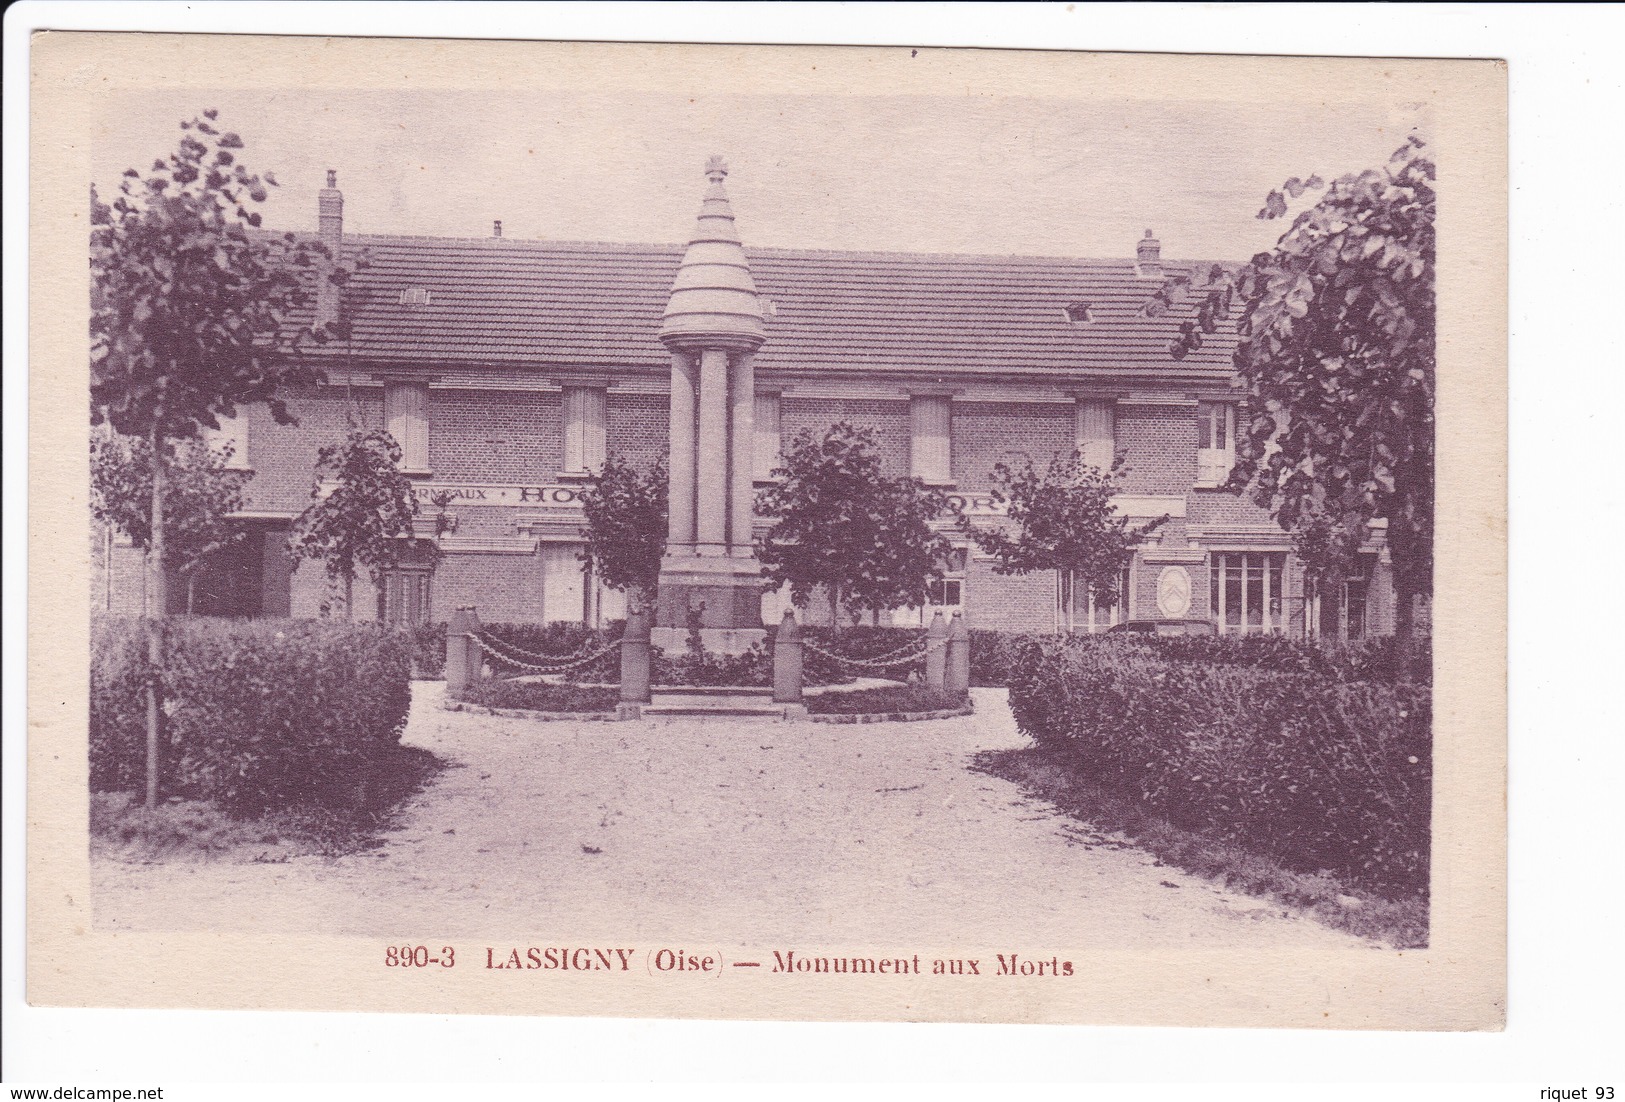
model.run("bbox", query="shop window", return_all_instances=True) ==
[1196,401,1235,487]
[384,381,431,473]
[378,568,433,626]
[1076,398,1116,472]
[1310,559,1371,642]
[910,394,952,484]
[1209,551,1286,634]
[1059,566,1130,633]
[562,385,608,474]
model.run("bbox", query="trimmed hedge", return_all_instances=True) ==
[1006,636,1431,897]
[91,617,413,812]
[805,684,967,715]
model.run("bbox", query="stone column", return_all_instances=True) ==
[728,350,756,554]
[666,351,697,548]
[695,347,730,553]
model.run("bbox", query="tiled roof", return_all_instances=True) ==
[302,234,1240,383]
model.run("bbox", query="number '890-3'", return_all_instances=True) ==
[385,945,454,967]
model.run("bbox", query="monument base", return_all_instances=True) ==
[655,550,767,655]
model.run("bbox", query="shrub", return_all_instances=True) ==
[467,621,622,682]
[458,678,619,713]
[91,616,413,812]
[1005,636,1431,897]
[969,629,1046,687]
[805,684,967,715]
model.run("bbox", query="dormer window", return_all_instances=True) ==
[399,287,431,307]
[1063,302,1094,325]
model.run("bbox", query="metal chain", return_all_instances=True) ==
[471,633,621,674]
[474,631,604,663]
[801,635,948,671]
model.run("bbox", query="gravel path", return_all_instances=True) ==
[92,683,1372,949]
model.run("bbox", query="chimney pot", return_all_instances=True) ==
[1136,229,1162,276]
[493,219,502,238]
[326,169,337,188]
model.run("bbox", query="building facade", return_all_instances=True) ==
[93,162,1400,641]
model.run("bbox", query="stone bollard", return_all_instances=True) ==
[944,610,971,697]
[620,605,652,706]
[773,609,804,704]
[924,610,949,691]
[445,605,483,699]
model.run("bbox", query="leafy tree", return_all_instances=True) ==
[289,429,428,617]
[969,450,1167,632]
[90,109,334,806]
[755,422,956,629]
[90,433,253,615]
[577,455,668,608]
[1155,136,1435,646]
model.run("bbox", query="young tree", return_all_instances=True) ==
[90,109,331,807]
[288,429,426,617]
[91,433,253,614]
[969,451,1167,633]
[1154,137,1435,646]
[577,455,667,608]
[755,422,956,629]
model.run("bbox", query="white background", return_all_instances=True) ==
[4,2,1620,1094]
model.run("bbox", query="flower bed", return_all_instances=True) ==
[804,684,968,716]
[455,679,620,714]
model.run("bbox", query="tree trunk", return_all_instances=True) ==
[186,572,197,617]
[344,572,354,620]
[829,583,841,637]
[144,429,167,809]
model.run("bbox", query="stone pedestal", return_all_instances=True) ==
[653,551,766,655]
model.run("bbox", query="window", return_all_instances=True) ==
[562,386,607,474]
[1309,559,1371,642]
[384,381,430,473]
[203,404,253,470]
[753,392,781,480]
[1196,401,1236,487]
[1059,566,1130,633]
[910,394,952,484]
[378,568,432,626]
[1209,552,1285,634]
[926,578,962,608]
[1076,398,1115,472]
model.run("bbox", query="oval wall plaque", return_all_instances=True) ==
[1156,566,1192,618]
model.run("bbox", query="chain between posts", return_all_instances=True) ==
[472,632,622,675]
[801,635,947,672]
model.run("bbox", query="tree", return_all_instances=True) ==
[90,109,332,807]
[577,455,667,608]
[288,429,426,617]
[969,450,1167,632]
[91,433,253,614]
[755,422,956,628]
[1155,137,1435,646]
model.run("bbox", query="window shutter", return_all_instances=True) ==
[910,395,952,484]
[753,392,781,480]
[563,386,607,474]
[1076,398,1115,471]
[204,403,254,470]
[385,382,430,472]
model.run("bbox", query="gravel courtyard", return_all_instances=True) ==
[92,683,1374,949]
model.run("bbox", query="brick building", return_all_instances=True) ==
[94,161,1398,641]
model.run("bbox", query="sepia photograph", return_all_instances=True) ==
[24,30,1506,1032]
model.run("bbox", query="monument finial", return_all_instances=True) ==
[705,155,728,183]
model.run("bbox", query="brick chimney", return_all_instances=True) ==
[1136,228,1161,278]
[492,219,503,238]
[314,170,343,333]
